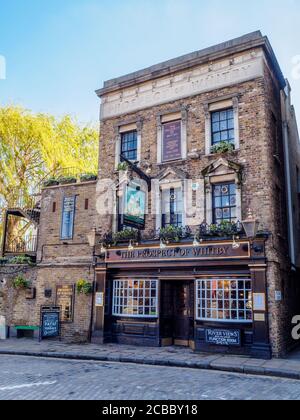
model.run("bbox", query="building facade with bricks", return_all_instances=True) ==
[1,31,300,358]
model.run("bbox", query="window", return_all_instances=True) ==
[113,280,158,318]
[60,197,76,240]
[211,108,234,145]
[161,187,183,228]
[196,279,252,323]
[213,183,237,224]
[121,131,138,161]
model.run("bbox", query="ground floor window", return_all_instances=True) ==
[196,279,252,323]
[112,279,158,318]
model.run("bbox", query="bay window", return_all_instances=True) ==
[196,279,252,323]
[113,279,158,318]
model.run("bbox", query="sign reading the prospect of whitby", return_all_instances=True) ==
[41,310,60,339]
[205,329,241,347]
[123,185,146,229]
[162,120,182,161]
[105,242,250,264]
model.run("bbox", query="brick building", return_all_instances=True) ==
[1,31,300,358]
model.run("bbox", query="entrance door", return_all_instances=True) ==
[160,281,194,347]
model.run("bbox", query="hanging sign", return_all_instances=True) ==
[123,185,146,229]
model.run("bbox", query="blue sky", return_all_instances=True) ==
[1,0,300,125]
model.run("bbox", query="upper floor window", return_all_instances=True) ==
[60,196,76,240]
[161,187,183,228]
[121,130,138,161]
[211,108,235,146]
[213,183,237,224]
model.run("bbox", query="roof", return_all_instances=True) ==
[96,31,286,97]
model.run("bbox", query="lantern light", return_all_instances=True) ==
[242,209,259,239]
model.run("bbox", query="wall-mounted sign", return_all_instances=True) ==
[275,291,282,302]
[205,328,241,347]
[95,292,104,307]
[123,185,146,229]
[105,242,250,264]
[162,120,181,162]
[253,293,266,312]
[40,309,60,339]
[56,285,74,323]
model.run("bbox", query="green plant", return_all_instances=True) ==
[117,162,129,171]
[80,173,97,182]
[43,177,59,187]
[112,229,139,245]
[159,226,183,243]
[9,256,35,266]
[77,279,93,295]
[211,141,235,154]
[57,176,77,185]
[12,275,30,290]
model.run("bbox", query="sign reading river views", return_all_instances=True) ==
[105,242,250,263]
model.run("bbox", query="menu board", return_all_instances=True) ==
[41,311,60,339]
[162,120,182,161]
[56,285,74,323]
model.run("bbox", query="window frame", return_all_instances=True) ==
[112,279,159,319]
[161,186,183,229]
[60,196,76,240]
[212,182,237,224]
[211,108,235,146]
[195,278,253,324]
[120,130,138,162]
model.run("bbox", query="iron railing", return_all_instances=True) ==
[5,236,38,254]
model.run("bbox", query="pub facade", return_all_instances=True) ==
[91,31,300,359]
[1,31,300,358]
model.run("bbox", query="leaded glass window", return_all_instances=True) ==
[213,183,237,224]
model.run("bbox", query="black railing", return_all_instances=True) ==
[5,236,38,254]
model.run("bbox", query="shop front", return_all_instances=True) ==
[92,238,272,359]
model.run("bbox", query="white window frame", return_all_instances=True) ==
[112,279,159,318]
[204,97,239,155]
[195,278,253,324]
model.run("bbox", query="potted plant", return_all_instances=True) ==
[80,173,97,182]
[57,176,77,185]
[12,275,30,290]
[43,177,59,187]
[159,226,183,243]
[77,279,93,295]
[211,141,235,154]
[112,229,139,245]
[9,256,35,266]
[117,162,129,172]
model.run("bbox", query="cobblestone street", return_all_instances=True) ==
[1,355,300,400]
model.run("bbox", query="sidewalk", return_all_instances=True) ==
[1,338,300,380]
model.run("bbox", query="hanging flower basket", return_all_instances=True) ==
[77,280,93,295]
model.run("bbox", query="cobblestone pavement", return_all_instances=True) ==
[1,339,300,380]
[1,355,300,400]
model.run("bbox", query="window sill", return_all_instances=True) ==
[157,158,187,166]
[205,148,240,158]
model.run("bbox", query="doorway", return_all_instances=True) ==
[160,280,194,347]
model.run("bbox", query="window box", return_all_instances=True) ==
[58,176,77,185]
[80,173,97,182]
[211,141,235,155]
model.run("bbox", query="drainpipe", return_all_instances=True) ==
[282,81,296,269]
